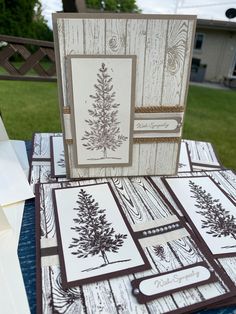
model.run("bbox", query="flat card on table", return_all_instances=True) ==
[52,182,150,287]
[163,175,236,257]
[178,141,192,173]
[53,13,196,178]
[185,140,222,171]
[150,171,236,308]
[207,170,236,204]
[29,133,65,190]
[36,178,236,313]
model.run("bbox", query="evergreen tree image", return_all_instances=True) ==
[69,189,129,271]
[189,180,236,241]
[153,245,166,261]
[57,151,65,168]
[82,62,127,159]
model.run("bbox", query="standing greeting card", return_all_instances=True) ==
[53,13,196,178]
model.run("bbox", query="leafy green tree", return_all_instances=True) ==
[86,0,141,13]
[0,0,52,40]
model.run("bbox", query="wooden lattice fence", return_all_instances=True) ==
[0,35,56,82]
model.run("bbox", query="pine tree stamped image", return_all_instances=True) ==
[82,62,128,160]
[189,180,236,247]
[69,188,130,272]
[57,151,65,168]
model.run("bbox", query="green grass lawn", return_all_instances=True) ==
[183,85,236,170]
[0,80,235,170]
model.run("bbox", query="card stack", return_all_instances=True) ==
[30,133,236,314]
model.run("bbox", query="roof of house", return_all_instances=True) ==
[197,18,236,31]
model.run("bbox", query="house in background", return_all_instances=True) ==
[64,1,236,85]
[192,19,236,85]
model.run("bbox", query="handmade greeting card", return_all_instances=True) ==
[52,182,150,287]
[53,13,196,178]
[178,141,192,173]
[163,175,236,257]
[184,140,222,171]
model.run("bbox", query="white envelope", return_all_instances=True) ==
[0,117,34,206]
[11,140,29,178]
[2,201,25,244]
[0,117,9,141]
[0,206,30,314]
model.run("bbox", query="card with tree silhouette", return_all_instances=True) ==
[163,175,236,257]
[67,55,135,167]
[52,182,150,288]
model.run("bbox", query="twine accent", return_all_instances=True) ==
[65,139,73,144]
[135,106,184,113]
[63,106,71,114]
[133,137,180,143]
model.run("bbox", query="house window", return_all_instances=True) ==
[232,62,236,76]
[194,33,204,50]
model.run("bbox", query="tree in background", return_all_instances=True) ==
[85,0,141,12]
[0,0,52,41]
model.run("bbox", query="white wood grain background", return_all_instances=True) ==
[54,15,196,178]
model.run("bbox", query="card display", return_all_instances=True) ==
[53,182,150,287]
[28,133,236,312]
[36,177,235,313]
[53,13,196,178]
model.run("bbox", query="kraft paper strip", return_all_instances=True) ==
[62,106,71,114]
[133,137,180,143]
[135,106,185,113]
[65,139,73,144]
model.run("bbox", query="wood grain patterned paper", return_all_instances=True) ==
[53,13,196,178]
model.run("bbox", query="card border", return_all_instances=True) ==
[52,181,151,288]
